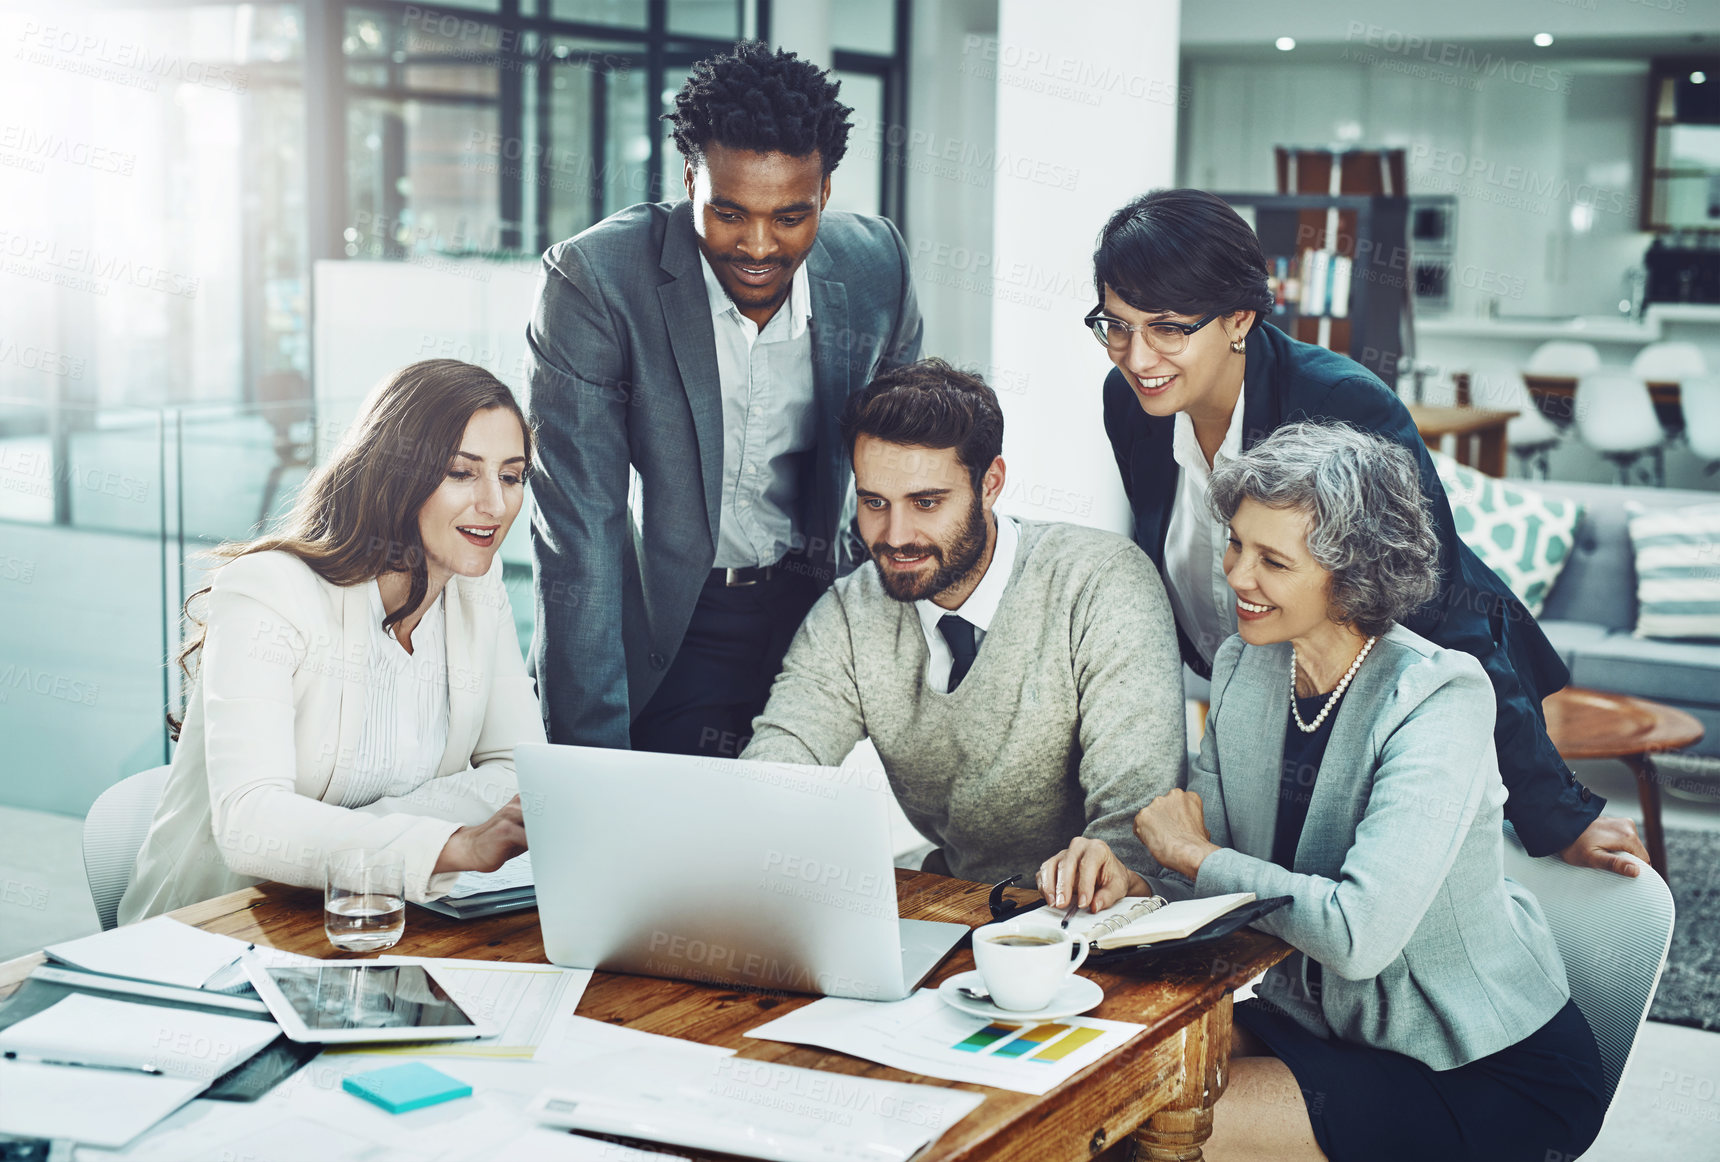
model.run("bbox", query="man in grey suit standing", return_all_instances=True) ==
[526,42,923,754]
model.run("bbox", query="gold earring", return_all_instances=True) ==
[1229,336,1246,354]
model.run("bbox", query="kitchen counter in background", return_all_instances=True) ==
[1415,303,1720,373]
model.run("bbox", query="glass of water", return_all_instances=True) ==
[324,848,405,952]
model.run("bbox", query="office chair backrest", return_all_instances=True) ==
[1630,341,1707,383]
[1574,372,1662,454]
[1527,340,1601,377]
[82,765,171,930]
[1502,822,1675,1109]
[1681,375,1720,463]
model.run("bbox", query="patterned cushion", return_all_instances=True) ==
[1627,502,1720,641]
[1431,451,1583,618]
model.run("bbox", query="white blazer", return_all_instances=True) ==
[119,549,546,924]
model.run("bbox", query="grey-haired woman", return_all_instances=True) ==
[1042,424,1605,1162]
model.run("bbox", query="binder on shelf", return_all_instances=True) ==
[1329,255,1353,319]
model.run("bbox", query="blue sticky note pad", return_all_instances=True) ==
[342,1063,472,1113]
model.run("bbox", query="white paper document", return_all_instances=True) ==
[44,916,265,990]
[745,989,1144,1096]
[330,956,592,1059]
[440,852,533,899]
[0,1060,206,1150]
[0,994,280,1148]
[74,1055,689,1162]
[529,1047,983,1162]
[532,1013,738,1068]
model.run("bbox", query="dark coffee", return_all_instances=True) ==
[988,934,1061,948]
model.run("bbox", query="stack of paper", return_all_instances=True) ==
[746,989,1145,1096]
[418,853,536,919]
[0,993,281,1147]
[83,1016,730,1161]
[44,914,322,994]
[528,1048,983,1162]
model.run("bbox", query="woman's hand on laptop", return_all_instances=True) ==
[1037,836,1152,914]
[434,795,528,874]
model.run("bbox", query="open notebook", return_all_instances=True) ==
[1018,892,1257,951]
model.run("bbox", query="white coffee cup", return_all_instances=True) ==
[971,921,1090,1011]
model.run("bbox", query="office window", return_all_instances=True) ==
[546,0,650,30]
[830,71,884,217]
[669,0,741,40]
[833,0,895,55]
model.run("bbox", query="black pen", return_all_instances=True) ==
[1060,901,1079,929]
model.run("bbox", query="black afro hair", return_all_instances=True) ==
[664,41,852,175]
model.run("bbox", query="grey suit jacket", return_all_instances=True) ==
[1177,625,1570,1071]
[525,200,923,748]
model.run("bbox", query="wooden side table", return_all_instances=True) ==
[1543,687,1706,883]
[1407,405,1516,478]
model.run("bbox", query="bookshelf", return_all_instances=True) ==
[1213,192,1412,390]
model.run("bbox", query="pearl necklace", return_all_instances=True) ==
[1290,635,1378,734]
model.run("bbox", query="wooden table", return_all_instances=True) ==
[0,872,1289,1162]
[1543,686,1706,883]
[1407,404,1517,478]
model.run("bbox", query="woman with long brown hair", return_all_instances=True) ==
[120,360,546,922]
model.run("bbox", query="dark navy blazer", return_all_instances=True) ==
[1101,320,1601,855]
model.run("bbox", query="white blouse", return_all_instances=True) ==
[1163,388,1246,669]
[336,581,451,808]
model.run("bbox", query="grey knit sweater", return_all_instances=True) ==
[743,519,1186,883]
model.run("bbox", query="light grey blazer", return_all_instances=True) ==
[1174,624,1570,1071]
[526,200,923,749]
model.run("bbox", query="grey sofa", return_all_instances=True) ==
[1181,479,1718,768]
[1532,480,1718,765]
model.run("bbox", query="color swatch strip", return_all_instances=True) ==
[953,1022,1020,1052]
[990,1023,1069,1058]
[1030,1024,1105,1062]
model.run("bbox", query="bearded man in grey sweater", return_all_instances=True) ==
[742,359,1186,886]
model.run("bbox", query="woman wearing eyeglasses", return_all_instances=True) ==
[1088,188,1644,879]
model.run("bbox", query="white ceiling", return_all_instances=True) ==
[1178,0,1716,56]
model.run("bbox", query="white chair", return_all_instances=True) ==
[1682,374,1720,475]
[82,765,171,930]
[1502,823,1675,1114]
[1631,343,1707,443]
[1527,340,1602,377]
[1630,341,1707,382]
[1471,364,1561,479]
[1574,371,1665,486]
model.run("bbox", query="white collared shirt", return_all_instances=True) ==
[1164,387,1246,669]
[913,515,1019,693]
[699,253,818,569]
[337,581,450,808]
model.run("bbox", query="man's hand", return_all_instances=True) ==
[1559,815,1650,878]
[1037,837,1151,914]
[434,796,528,875]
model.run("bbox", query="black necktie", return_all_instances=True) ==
[938,614,978,692]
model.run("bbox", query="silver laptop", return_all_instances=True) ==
[514,744,967,1002]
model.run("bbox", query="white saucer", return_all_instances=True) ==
[937,970,1104,1021]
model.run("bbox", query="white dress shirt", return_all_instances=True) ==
[337,581,451,808]
[914,514,1019,693]
[1164,387,1246,668]
[699,253,818,569]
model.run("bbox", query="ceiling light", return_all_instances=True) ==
[1693,71,1708,84]
[1533,33,1554,47]
[1275,37,1296,51]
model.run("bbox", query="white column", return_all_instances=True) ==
[985,0,1182,535]
[768,0,833,73]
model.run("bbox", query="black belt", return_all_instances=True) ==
[709,562,778,587]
